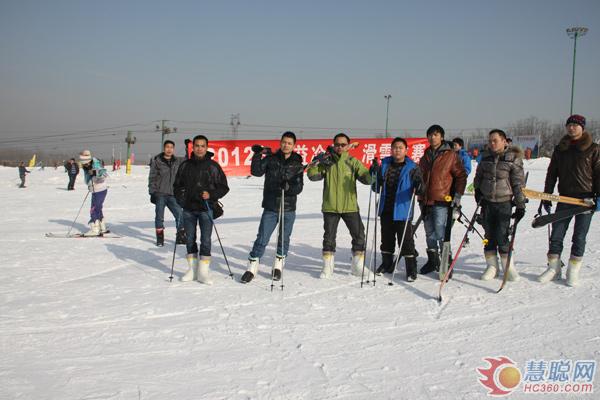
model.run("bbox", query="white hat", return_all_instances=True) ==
[79,150,92,163]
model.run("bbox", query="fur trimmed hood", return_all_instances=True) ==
[557,131,593,152]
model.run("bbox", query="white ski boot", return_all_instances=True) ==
[351,251,373,280]
[99,219,108,234]
[197,255,213,285]
[241,258,259,283]
[500,254,520,282]
[566,257,582,287]
[481,252,499,281]
[84,220,101,236]
[273,255,285,281]
[181,254,198,282]
[538,256,562,283]
[320,251,334,279]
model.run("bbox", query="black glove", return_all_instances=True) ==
[314,152,333,167]
[541,200,552,214]
[90,169,97,176]
[475,189,482,204]
[369,161,380,175]
[251,144,264,154]
[512,207,525,222]
[280,180,290,191]
[412,176,423,194]
[150,193,157,204]
[451,194,462,209]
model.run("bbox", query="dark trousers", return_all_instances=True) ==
[549,203,594,258]
[250,209,296,259]
[323,212,366,253]
[19,175,26,188]
[67,174,77,190]
[183,209,213,256]
[482,201,512,254]
[380,216,415,256]
[154,194,182,230]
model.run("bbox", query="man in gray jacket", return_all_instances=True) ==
[149,140,184,246]
[474,129,526,281]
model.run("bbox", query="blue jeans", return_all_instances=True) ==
[90,189,107,222]
[182,209,213,256]
[423,205,448,251]
[250,210,296,259]
[154,194,182,230]
[549,203,594,258]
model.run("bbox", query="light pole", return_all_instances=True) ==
[566,27,588,115]
[155,120,177,152]
[384,94,392,137]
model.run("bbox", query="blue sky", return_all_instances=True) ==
[0,0,598,155]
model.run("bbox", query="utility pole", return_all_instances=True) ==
[155,120,177,151]
[230,114,240,138]
[125,131,136,175]
[384,95,392,138]
[566,27,588,114]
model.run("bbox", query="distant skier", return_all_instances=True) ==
[474,129,526,281]
[307,133,372,279]
[148,140,185,247]
[538,114,600,286]
[79,150,109,236]
[452,137,472,176]
[418,125,467,275]
[18,161,30,188]
[372,137,424,281]
[240,131,304,283]
[64,158,79,190]
[174,135,229,284]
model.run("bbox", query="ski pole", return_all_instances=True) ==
[371,167,380,286]
[361,166,376,287]
[169,238,177,282]
[67,190,90,236]
[389,189,416,285]
[280,188,285,291]
[204,200,234,280]
[438,201,482,303]
[271,189,285,292]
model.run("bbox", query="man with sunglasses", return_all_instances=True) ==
[307,133,372,279]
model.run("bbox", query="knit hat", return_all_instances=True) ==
[566,114,585,129]
[79,150,92,163]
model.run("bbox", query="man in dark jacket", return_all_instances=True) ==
[474,129,526,282]
[241,131,304,283]
[173,135,229,284]
[149,140,184,247]
[18,161,30,188]
[538,114,600,286]
[64,158,79,190]
[418,125,467,275]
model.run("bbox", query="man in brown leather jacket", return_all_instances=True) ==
[538,114,600,286]
[418,125,467,274]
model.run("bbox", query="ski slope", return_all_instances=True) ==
[1,159,598,399]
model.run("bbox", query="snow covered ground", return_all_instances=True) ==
[1,159,599,400]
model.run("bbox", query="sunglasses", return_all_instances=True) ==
[333,142,348,148]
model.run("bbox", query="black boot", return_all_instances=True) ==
[405,255,418,282]
[419,249,439,275]
[176,229,187,245]
[376,252,396,275]
[156,229,164,247]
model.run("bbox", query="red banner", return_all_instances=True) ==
[190,138,429,176]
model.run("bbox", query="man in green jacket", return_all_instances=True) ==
[307,133,372,279]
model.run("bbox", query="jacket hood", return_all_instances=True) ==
[275,150,303,163]
[481,145,523,159]
[557,131,593,152]
[190,151,215,162]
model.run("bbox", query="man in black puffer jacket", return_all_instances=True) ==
[174,135,229,285]
[241,131,304,283]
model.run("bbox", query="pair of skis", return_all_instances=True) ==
[523,188,595,228]
[45,230,121,238]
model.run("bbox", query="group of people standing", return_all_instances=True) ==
[146,115,598,288]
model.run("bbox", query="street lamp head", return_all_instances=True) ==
[567,27,588,38]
